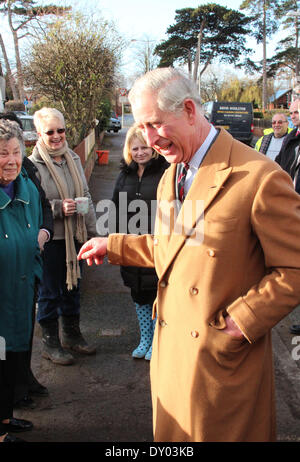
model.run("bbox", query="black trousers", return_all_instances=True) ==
[0,351,23,436]
[14,284,38,404]
[37,240,81,323]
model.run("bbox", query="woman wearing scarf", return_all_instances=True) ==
[30,108,97,365]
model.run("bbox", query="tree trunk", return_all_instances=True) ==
[7,1,25,101]
[187,50,192,77]
[295,14,299,77]
[0,33,19,100]
[262,0,268,110]
[193,19,206,88]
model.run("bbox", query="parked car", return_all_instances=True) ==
[107,113,121,133]
[19,114,38,146]
[203,101,254,145]
[12,110,27,116]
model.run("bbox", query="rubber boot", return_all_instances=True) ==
[41,319,75,365]
[132,304,153,359]
[145,317,157,361]
[60,315,96,355]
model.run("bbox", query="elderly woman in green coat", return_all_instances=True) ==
[0,120,43,443]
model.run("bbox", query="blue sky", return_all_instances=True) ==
[81,0,256,78]
[0,0,268,80]
[92,0,243,41]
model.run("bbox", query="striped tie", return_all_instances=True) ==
[177,163,189,202]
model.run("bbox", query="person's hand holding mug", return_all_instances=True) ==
[62,198,77,216]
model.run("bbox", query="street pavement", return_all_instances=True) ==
[16,116,300,442]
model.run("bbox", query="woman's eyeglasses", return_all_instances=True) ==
[44,128,66,136]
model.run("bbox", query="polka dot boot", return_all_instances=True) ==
[132,304,153,359]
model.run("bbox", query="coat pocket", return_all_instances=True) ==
[207,311,248,358]
[205,217,239,234]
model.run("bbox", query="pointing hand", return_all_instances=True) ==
[77,237,108,266]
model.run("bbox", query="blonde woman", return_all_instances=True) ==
[29,108,97,365]
[110,125,168,360]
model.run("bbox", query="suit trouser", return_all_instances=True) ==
[0,351,23,436]
[14,286,37,403]
[37,240,81,324]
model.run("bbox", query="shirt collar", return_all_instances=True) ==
[189,125,218,171]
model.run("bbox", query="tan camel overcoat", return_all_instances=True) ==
[107,129,300,442]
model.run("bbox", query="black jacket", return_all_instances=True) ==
[275,128,300,181]
[22,156,54,239]
[111,156,168,304]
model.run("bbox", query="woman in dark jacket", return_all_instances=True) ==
[111,125,168,360]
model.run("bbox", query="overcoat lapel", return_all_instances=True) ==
[158,129,233,278]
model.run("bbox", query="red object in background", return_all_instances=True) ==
[96,150,109,165]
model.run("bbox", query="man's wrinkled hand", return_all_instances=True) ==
[77,237,108,266]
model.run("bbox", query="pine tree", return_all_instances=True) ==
[154,4,252,96]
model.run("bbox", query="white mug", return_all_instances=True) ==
[75,197,89,215]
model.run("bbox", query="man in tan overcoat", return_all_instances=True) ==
[78,68,300,442]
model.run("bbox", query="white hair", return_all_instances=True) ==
[33,107,65,133]
[0,119,25,157]
[129,67,202,114]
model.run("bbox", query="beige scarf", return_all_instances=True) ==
[35,139,87,290]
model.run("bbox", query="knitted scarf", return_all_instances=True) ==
[35,139,87,290]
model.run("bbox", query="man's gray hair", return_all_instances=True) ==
[129,67,202,113]
[272,112,288,122]
[0,119,24,145]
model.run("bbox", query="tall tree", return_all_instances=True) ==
[268,0,300,78]
[131,38,160,75]
[220,76,262,106]
[0,0,70,101]
[24,13,123,147]
[0,33,18,99]
[200,65,235,103]
[240,0,280,110]
[154,4,252,95]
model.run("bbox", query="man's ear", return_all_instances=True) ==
[183,99,197,125]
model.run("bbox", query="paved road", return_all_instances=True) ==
[16,118,300,442]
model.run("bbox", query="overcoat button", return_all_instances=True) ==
[191,330,199,338]
[159,320,167,327]
[207,249,215,257]
[27,223,31,228]
[5,234,8,238]
[190,287,198,295]
[160,280,167,288]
